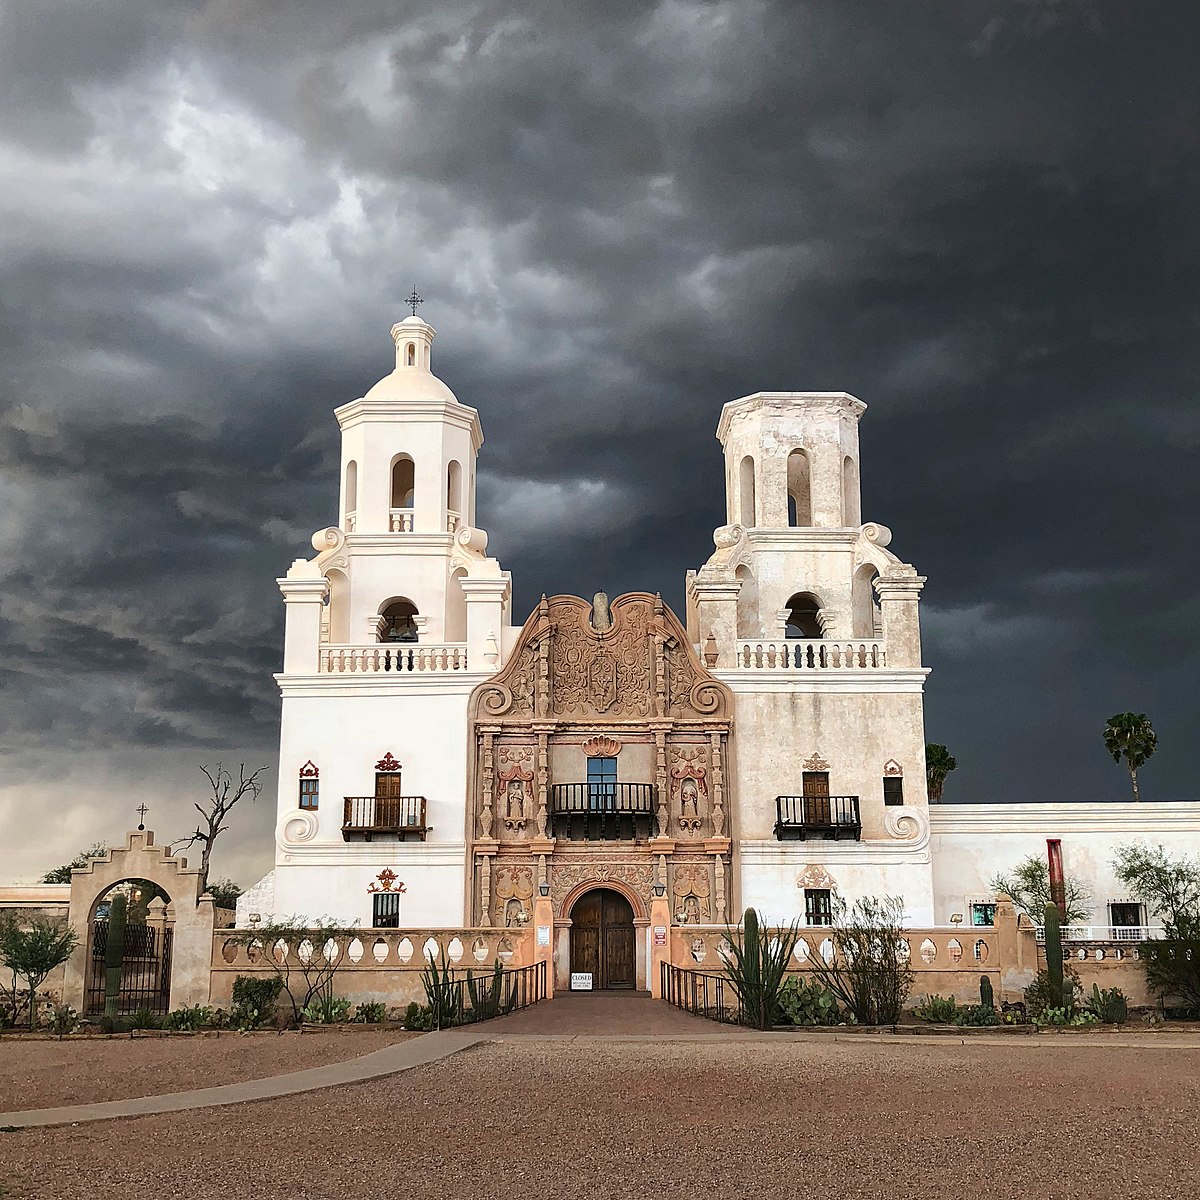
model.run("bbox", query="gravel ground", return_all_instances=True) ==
[2,1037,1197,1200]
[0,1030,415,1110]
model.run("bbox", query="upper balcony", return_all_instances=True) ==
[736,639,886,670]
[342,795,428,841]
[773,794,861,841]
[549,783,657,841]
[319,644,470,675]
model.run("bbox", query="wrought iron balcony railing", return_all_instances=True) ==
[342,795,428,841]
[774,795,861,841]
[549,783,657,841]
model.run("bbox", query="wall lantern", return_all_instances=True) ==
[538,882,550,897]
[652,883,666,898]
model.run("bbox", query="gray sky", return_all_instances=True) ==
[2,1,1197,889]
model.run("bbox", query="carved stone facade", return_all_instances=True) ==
[468,592,733,925]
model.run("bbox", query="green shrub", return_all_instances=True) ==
[355,1001,387,1024]
[301,993,351,1024]
[1024,966,1082,1019]
[954,1004,1000,1027]
[1036,1006,1100,1028]
[49,1003,79,1039]
[421,947,464,1029]
[403,1001,434,1031]
[979,976,994,1009]
[128,1007,160,1030]
[912,994,958,1023]
[232,974,284,1014]
[1086,984,1129,1024]
[162,1005,216,1031]
[777,977,840,1026]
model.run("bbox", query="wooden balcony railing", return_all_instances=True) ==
[549,783,657,841]
[342,796,428,841]
[774,795,861,841]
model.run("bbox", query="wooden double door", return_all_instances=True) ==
[569,888,636,989]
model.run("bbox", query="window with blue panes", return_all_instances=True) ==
[586,756,617,811]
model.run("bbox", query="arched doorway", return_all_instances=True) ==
[569,888,635,990]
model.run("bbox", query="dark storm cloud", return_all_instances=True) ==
[2,0,1199,883]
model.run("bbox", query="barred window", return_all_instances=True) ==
[883,776,903,807]
[805,889,833,926]
[373,892,401,928]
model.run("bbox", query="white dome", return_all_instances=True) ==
[364,368,458,403]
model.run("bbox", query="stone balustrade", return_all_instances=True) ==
[735,639,887,670]
[389,507,414,532]
[319,643,470,674]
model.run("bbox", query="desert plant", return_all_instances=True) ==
[236,921,354,1023]
[720,908,801,1030]
[1024,966,1082,1020]
[912,994,958,1023]
[403,1001,434,1031]
[355,1001,387,1024]
[421,946,464,1029]
[465,960,515,1022]
[0,916,80,1030]
[989,856,1092,925]
[49,1003,79,1039]
[1086,984,1128,1025]
[1043,902,1065,1010]
[954,1004,1000,1027]
[103,892,128,1019]
[128,1006,160,1030]
[1113,844,1200,935]
[804,896,914,1027]
[979,975,995,1010]
[1036,1006,1099,1028]
[1103,712,1157,802]
[777,977,840,1026]
[301,992,351,1024]
[1140,936,1200,1014]
[232,973,284,1015]
[162,1005,217,1031]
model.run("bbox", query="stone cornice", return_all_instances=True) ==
[275,841,469,866]
[275,672,497,698]
[928,802,1200,835]
[714,669,929,694]
[717,391,866,444]
[334,397,483,452]
[738,839,931,867]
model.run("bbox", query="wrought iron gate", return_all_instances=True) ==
[85,920,173,1015]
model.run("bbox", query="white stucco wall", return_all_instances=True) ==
[930,803,1200,924]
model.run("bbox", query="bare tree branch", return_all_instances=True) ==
[172,763,269,895]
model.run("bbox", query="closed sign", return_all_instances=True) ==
[570,972,593,991]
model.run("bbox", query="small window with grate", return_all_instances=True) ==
[883,776,903,807]
[971,902,997,927]
[299,776,319,810]
[373,892,401,928]
[805,888,833,926]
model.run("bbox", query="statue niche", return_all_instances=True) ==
[670,747,708,838]
[496,746,534,834]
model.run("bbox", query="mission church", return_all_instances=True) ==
[236,308,1195,992]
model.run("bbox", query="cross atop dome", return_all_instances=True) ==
[405,286,423,317]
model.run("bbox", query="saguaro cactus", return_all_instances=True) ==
[980,975,995,1010]
[103,892,128,1019]
[1043,901,1065,1010]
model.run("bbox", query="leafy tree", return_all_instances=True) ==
[989,855,1092,925]
[174,763,268,895]
[925,744,957,803]
[1103,712,1157,802]
[0,917,80,1029]
[40,842,108,884]
[1113,844,1200,935]
[207,878,243,910]
[1114,844,1200,1012]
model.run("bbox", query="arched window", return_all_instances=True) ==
[390,456,415,509]
[445,568,467,642]
[739,455,756,527]
[851,564,879,638]
[735,564,759,638]
[344,460,357,516]
[447,460,462,523]
[406,343,415,366]
[787,449,812,526]
[784,591,823,639]
[379,598,419,643]
[842,455,860,526]
[326,569,350,643]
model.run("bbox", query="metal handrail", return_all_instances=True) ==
[549,783,657,814]
[342,795,427,832]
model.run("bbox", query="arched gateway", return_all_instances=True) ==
[569,887,636,990]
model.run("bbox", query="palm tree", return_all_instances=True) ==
[1103,713,1157,802]
[925,744,957,803]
